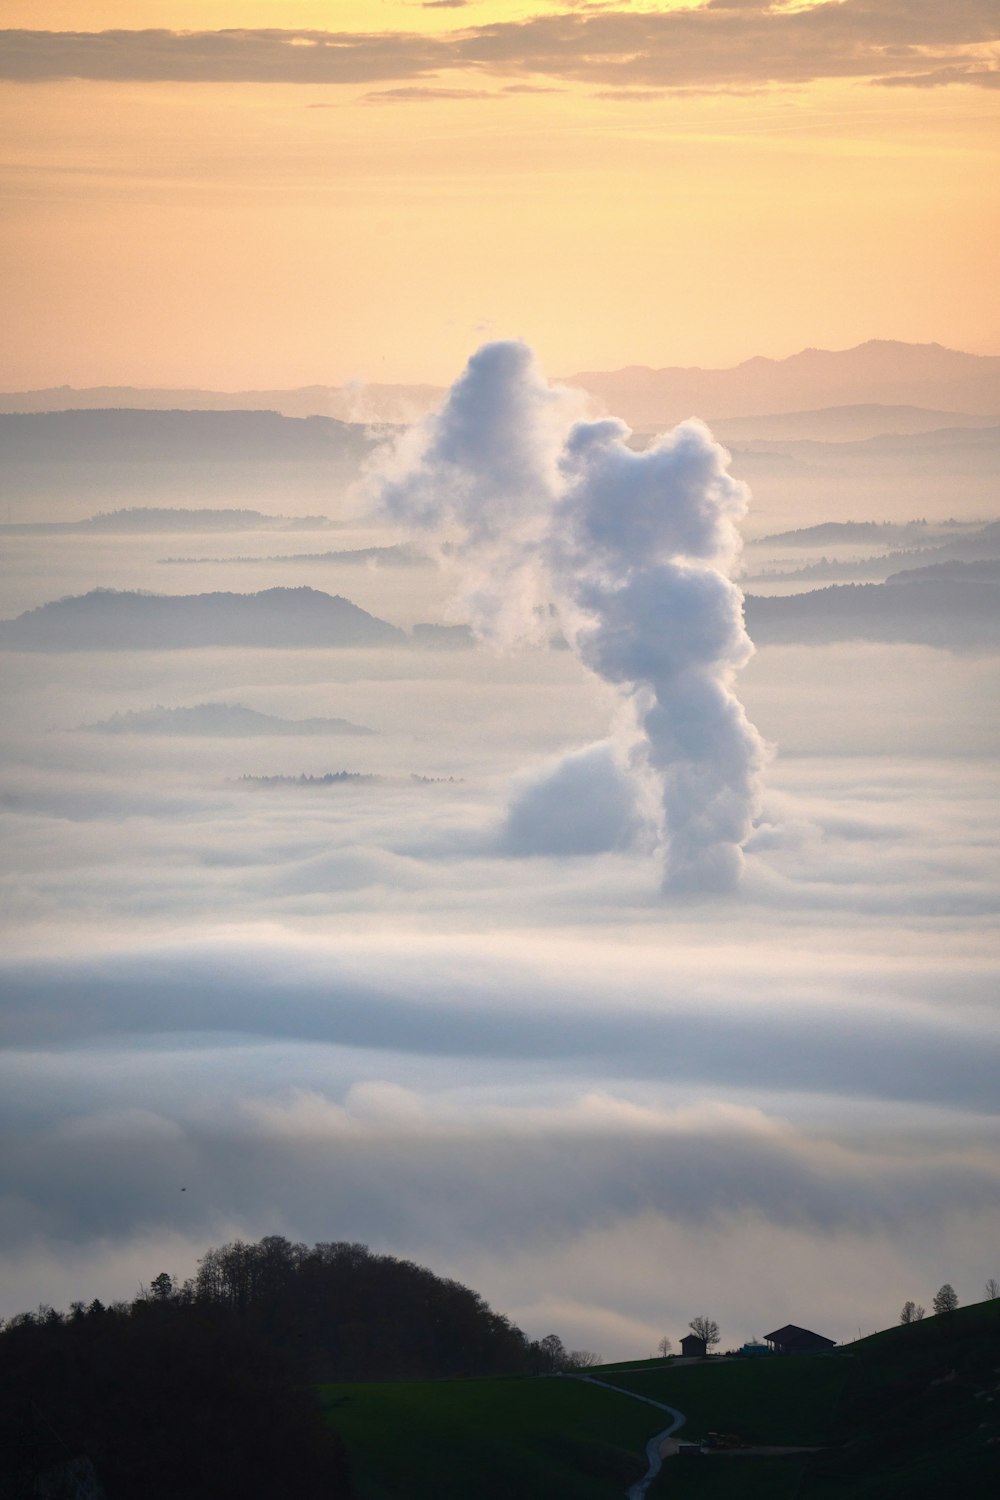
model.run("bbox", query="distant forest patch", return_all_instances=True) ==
[84,702,374,737]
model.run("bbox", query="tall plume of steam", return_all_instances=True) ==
[371,341,768,893]
[376,341,574,646]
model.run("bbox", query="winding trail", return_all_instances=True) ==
[566,1374,685,1500]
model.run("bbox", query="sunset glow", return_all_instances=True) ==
[2,1,998,386]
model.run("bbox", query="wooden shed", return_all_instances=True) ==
[763,1323,836,1355]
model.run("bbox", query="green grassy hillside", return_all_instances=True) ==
[323,1300,1000,1499]
[318,1375,660,1499]
[804,1298,1000,1498]
[597,1352,848,1444]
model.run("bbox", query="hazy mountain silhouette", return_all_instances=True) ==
[885,559,1000,586]
[1,506,333,534]
[0,383,439,422]
[570,342,1000,427]
[745,574,1000,650]
[749,520,1000,585]
[713,404,1000,444]
[159,544,430,566]
[4,343,999,430]
[0,409,374,462]
[0,410,378,507]
[83,703,374,736]
[7,577,975,654]
[726,426,1000,502]
[757,519,970,548]
[0,587,404,651]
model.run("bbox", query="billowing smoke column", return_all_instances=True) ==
[376,340,570,647]
[372,340,768,893]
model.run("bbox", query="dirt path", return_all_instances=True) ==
[565,1374,685,1500]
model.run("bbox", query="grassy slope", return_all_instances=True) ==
[597,1353,849,1444]
[322,1302,1000,1499]
[318,1375,662,1500]
[805,1298,1000,1498]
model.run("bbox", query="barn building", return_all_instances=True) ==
[679,1333,707,1358]
[763,1324,836,1355]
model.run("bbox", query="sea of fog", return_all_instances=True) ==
[0,427,997,1360]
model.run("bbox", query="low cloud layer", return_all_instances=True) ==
[2,959,998,1347]
[0,474,996,1353]
[3,5,998,92]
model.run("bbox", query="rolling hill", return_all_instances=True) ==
[0,587,404,651]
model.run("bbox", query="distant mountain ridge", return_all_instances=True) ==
[1,506,332,534]
[0,587,404,651]
[745,574,1000,650]
[84,702,374,736]
[3,581,992,655]
[0,383,438,423]
[0,409,374,462]
[0,411,378,509]
[4,342,998,429]
[712,404,999,444]
[749,521,1000,586]
[570,342,1000,428]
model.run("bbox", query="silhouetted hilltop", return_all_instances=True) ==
[84,703,375,736]
[0,410,380,507]
[159,544,429,566]
[570,341,1000,426]
[749,520,1000,585]
[0,382,439,422]
[5,343,999,430]
[0,587,404,651]
[712,403,1000,444]
[0,1299,352,1500]
[886,558,1000,586]
[757,519,968,548]
[745,574,1000,649]
[0,1235,563,1500]
[1,506,333,534]
[741,424,1000,469]
[810,1299,1000,1498]
[0,409,374,463]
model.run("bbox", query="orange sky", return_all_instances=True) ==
[1,2,998,386]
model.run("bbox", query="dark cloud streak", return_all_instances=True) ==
[3,1080,999,1259]
[2,949,997,1111]
[2,4,998,92]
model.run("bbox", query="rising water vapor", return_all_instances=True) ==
[369,340,768,892]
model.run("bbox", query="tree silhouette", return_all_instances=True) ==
[932,1283,959,1315]
[688,1316,720,1348]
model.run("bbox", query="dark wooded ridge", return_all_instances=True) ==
[0,1235,584,1500]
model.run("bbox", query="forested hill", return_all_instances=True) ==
[0,1235,586,1500]
[0,587,405,650]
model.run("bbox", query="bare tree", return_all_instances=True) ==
[932,1283,959,1315]
[565,1349,602,1369]
[985,1278,999,1301]
[899,1301,925,1324]
[688,1316,720,1349]
[656,1335,672,1358]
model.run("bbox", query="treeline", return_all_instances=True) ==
[0,1235,589,1499]
[179,1235,590,1379]
[0,1287,352,1500]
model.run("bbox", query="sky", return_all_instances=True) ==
[1,0,999,387]
[1,4,999,1362]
